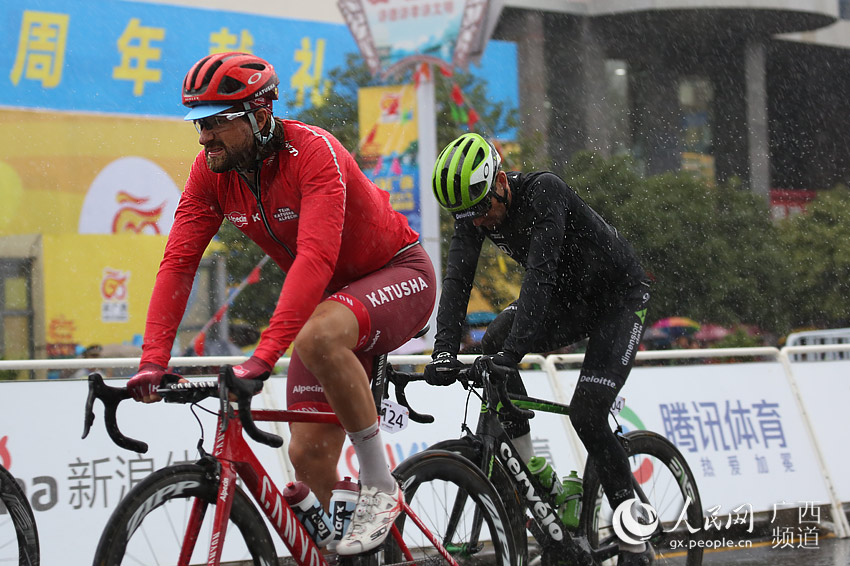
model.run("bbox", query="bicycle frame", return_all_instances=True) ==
[204,406,457,566]
[82,343,465,566]
[189,407,329,566]
[468,383,599,565]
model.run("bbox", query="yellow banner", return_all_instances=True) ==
[357,84,421,232]
[0,109,195,237]
[42,234,167,353]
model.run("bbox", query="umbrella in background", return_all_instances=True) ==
[694,324,732,343]
[651,317,700,339]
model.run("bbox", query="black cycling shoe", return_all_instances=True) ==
[617,542,654,565]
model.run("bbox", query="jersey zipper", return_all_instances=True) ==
[238,166,296,260]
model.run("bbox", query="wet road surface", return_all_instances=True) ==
[702,534,850,565]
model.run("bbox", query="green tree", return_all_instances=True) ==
[560,152,793,335]
[777,186,850,329]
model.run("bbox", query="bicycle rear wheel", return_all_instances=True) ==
[582,430,704,566]
[93,463,277,565]
[0,465,39,566]
[383,449,518,565]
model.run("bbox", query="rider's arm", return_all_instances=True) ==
[501,173,569,363]
[251,129,347,367]
[433,222,485,355]
[141,156,224,367]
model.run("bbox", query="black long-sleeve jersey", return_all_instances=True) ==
[434,171,648,360]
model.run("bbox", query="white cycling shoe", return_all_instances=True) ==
[335,484,403,555]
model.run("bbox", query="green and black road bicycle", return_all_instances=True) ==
[387,361,705,566]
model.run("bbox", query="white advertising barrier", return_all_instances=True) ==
[0,377,294,565]
[785,358,850,501]
[585,362,831,515]
[547,347,850,538]
[2,347,850,564]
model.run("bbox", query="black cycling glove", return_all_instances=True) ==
[424,351,465,386]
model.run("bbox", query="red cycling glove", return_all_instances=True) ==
[127,363,167,402]
[233,356,272,381]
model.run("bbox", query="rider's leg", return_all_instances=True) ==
[570,282,651,558]
[293,300,397,493]
[289,245,436,554]
[569,283,649,511]
[289,421,346,508]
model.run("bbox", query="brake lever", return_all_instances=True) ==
[82,373,149,453]
[221,365,283,448]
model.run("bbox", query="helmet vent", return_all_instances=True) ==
[218,76,244,96]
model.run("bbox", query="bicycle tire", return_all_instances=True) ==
[582,430,704,566]
[92,464,277,566]
[354,449,517,566]
[0,465,39,566]
[429,437,529,562]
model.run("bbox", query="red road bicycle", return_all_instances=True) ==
[82,361,517,565]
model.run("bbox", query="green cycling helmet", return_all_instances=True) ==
[432,133,501,220]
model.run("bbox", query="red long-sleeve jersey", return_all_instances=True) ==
[141,120,419,367]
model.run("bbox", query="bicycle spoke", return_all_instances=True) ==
[93,465,276,566]
[584,431,703,566]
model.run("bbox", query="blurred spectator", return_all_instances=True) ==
[70,343,142,378]
[69,344,103,379]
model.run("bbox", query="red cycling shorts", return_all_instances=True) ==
[286,243,435,413]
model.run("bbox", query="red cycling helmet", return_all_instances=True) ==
[182,52,279,120]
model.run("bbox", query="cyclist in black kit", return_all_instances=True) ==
[425,133,654,565]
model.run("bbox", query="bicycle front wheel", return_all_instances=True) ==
[93,463,277,565]
[387,449,518,566]
[0,465,39,566]
[429,437,529,562]
[582,430,704,566]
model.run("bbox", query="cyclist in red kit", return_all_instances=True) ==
[127,52,435,555]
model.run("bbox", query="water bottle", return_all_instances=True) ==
[328,476,360,551]
[559,471,583,530]
[527,456,566,506]
[283,481,335,547]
